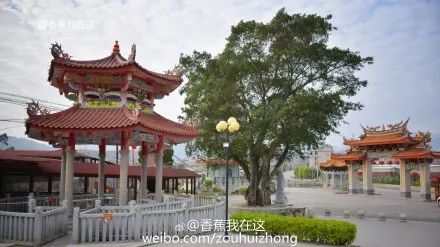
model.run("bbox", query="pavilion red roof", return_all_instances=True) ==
[393,149,440,160]
[50,53,181,83]
[319,158,347,171]
[48,42,183,96]
[27,104,197,139]
[332,152,366,161]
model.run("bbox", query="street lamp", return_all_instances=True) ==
[216,117,240,237]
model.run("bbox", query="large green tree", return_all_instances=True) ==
[179,9,373,206]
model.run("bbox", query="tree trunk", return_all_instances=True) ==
[246,160,258,206]
[258,158,272,205]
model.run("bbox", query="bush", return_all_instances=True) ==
[212,187,223,193]
[238,186,248,195]
[230,212,356,246]
[294,165,317,179]
[203,178,213,189]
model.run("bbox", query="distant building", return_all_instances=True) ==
[197,160,248,192]
[308,144,333,169]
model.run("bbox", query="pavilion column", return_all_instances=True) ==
[65,133,76,215]
[59,147,66,201]
[330,172,335,188]
[348,164,358,194]
[140,142,149,200]
[419,162,431,200]
[98,139,106,198]
[362,160,373,195]
[155,136,164,202]
[119,132,129,206]
[399,160,411,198]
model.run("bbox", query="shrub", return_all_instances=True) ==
[238,186,248,195]
[212,187,223,193]
[203,178,213,189]
[294,165,317,179]
[230,212,356,246]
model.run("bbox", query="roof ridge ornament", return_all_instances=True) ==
[362,118,410,136]
[112,40,120,53]
[128,43,136,62]
[26,100,51,117]
[50,42,71,60]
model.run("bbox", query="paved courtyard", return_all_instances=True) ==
[230,186,440,222]
[44,186,440,246]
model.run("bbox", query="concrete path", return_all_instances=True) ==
[230,187,440,222]
[40,187,440,246]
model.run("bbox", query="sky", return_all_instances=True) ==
[0,0,439,154]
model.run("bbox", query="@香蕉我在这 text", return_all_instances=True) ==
[141,218,298,246]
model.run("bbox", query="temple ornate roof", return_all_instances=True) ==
[343,119,430,148]
[332,152,366,161]
[393,149,440,160]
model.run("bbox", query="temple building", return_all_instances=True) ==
[320,119,440,200]
[25,41,198,213]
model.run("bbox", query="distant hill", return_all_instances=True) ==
[2,136,53,150]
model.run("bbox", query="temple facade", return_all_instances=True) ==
[320,119,440,200]
[25,41,197,213]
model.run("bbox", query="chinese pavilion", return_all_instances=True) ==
[25,41,197,213]
[320,119,440,200]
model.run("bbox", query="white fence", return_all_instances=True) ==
[0,202,68,246]
[73,195,224,243]
[0,193,117,213]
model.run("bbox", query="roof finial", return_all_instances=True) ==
[112,41,120,53]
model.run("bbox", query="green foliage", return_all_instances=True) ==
[372,176,420,186]
[238,186,248,195]
[373,176,400,185]
[231,212,356,246]
[179,8,372,205]
[163,149,174,166]
[203,178,213,189]
[294,165,316,179]
[212,187,223,193]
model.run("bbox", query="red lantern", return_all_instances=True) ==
[395,160,400,165]
[379,160,385,165]
[387,160,393,165]
[131,144,137,150]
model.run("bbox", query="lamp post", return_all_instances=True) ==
[216,117,240,237]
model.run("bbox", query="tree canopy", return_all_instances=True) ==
[179,9,372,205]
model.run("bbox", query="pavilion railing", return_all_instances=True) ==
[0,193,118,213]
[0,201,68,246]
[73,195,224,244]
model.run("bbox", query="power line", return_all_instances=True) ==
[0,96,66,111]
[0,119,25,123]
[0,91,69,107]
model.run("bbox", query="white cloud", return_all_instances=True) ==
[0,0,439,152]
